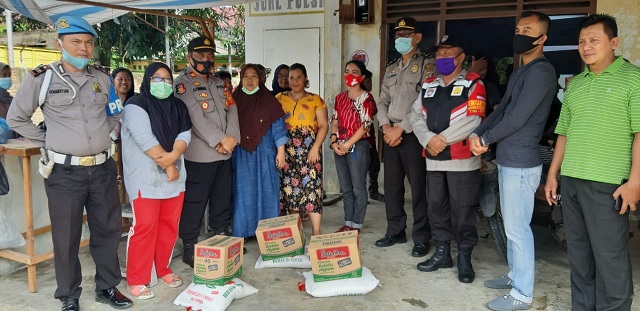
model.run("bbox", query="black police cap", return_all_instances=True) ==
[188,36,216,53]
[394,17,419,31]
[436,34,465,51]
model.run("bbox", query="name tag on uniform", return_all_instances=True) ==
[193,86,206,91]
[424,87,437,98]
[451,86,464,96]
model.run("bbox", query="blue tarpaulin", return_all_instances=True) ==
[0,0,247,24]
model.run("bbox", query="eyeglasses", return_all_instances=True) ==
[151,76,172,83]
[395,31,415,38]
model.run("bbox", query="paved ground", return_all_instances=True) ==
[1,198,639,311]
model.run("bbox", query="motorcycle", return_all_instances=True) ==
[479,144,565,262]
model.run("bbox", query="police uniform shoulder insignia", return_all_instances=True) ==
[386,57,400,67]
[31,64,51,77]
[225,89,236,107]
[176,83,186,95]
[421,52,435,60]
[91,64,110,76]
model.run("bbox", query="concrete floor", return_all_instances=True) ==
[1,198,640,311]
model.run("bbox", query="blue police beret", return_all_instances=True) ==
[56,16,97,37]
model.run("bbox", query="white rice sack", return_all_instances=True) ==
[254,254,312,269]
[303,267,379,298]
[173,278,258,311]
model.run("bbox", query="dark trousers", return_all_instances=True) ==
[44,158,122,300]
[368,139,381,194]
[561,176,633,311]
[426,170,481,246]
[383,133,430,244]
[180,159,233,241]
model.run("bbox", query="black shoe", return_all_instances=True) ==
[375,233,407,247]
[411,243,430,257]
[457,244,475,283]
[95,287,133,309]
[61,298,79,311]
[182,238,197,268]
[369,192,385,202]
[417,240,453,272]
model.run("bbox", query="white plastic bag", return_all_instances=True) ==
[0,210,26,249]
[254,254,312,269]
[303,266,379,298]
[173,278,258,311]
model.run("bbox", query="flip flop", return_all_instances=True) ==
[127,284,155,300]
[160,273,183,288]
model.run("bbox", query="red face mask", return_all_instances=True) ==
[344,74,364,87]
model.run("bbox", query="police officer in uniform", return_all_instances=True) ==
[175,37,240,268]
[411,35,486,283]
[375,17,435,258]
[7,17,132,311]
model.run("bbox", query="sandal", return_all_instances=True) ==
[160,273,183,288]
[127,284,155,300]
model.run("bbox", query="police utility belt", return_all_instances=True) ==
[47,145,115,166]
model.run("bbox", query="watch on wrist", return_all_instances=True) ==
[480,137,488,147]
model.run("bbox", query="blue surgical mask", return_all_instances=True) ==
[149,82,173,99]
[395,38,413,55]
[59,39,91,70]
[0,77,11,90]
[242,86,259,95]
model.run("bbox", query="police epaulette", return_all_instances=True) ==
[31,64,50,77]
[422,52,435,59]
[386,57,400,67]
[91,64,110,75]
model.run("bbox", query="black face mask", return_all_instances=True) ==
[513,34,543,54]
[191,58,213,75]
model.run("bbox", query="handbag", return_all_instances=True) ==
[0,161,9,195]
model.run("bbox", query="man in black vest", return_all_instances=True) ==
[410,35,486,283]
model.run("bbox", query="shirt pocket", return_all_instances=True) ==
[46,90,76,120]
[88,92,109,120]
[386,75,398,101]
[197,92,216,113]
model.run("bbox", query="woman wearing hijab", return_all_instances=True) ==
[0,63,13,120]
[276,63,328,236]
[330,60,377,233]
[112,67,136,105]
[232,63,288,238]
[121,62,191,299]
[271,64,291,96]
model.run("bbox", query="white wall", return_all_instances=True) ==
[245,2,325,95]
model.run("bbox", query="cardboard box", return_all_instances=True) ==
[309,231,362,282]
[193,236,243,286]
[255,214,305,260]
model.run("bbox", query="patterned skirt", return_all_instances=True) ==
[280,127,323,215]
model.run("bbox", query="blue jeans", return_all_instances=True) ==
[498,164,541,303]
[335,140,370,229]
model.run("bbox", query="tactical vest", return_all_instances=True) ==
[420,73,481,161]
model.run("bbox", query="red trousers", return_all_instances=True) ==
[126,191,184,285]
